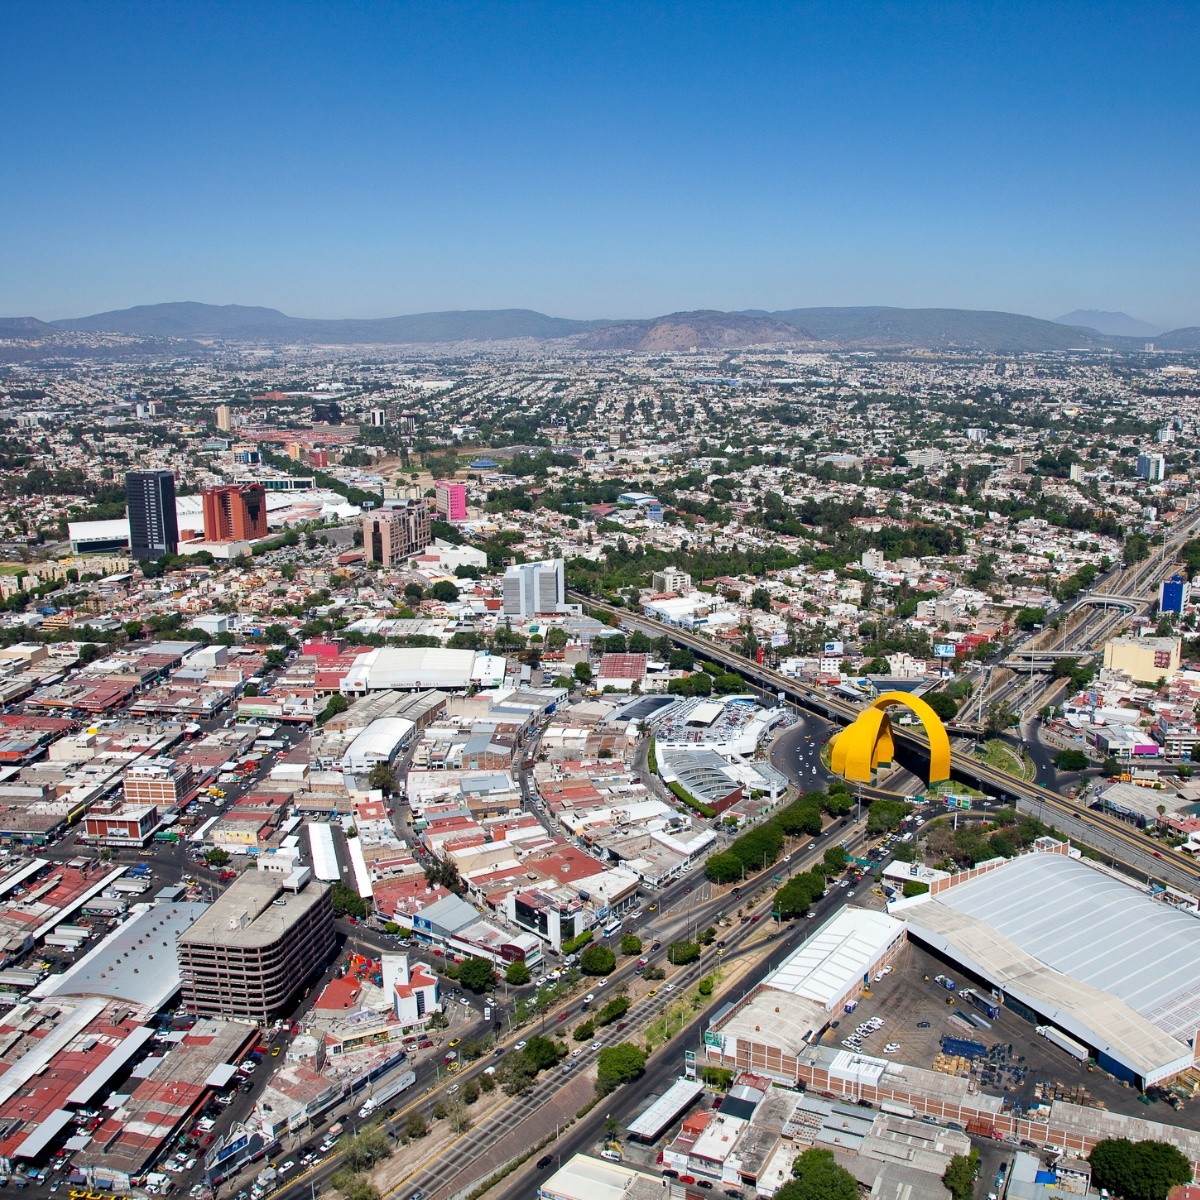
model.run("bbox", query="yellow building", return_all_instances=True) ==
[1102,636,1181,684]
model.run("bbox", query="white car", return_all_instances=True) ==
[598,978,608,987]
[515,1040,527,1051]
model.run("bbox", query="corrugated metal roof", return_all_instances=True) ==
[930,852,1200,1038]
[763,908,906,1009]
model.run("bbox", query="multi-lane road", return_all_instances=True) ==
[566,581,1200,894]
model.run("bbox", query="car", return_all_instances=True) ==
[515,1040,527,1051]
[847,890,856,898]
[410,1192,426,1200]
[591,1040,602,1051]
[448,1037,461,1048]
[418,1039,433,1049]
[715,940,725,948]
[557,1011,570,1021]
[665,983,676,992]
[598,978,608,987]
[647,988,658,996]
[750,914,760,922]
[572,1047,584,1057]
[679,1176,696,1185]
[537,1156,554,1170]
[697,1182,713,1190]
[271,1045,280,1057]
[584,993,595,1004]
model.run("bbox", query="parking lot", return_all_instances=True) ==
[816,937,1200,1131]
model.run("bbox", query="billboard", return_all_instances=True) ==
[823,641,844,656]
[770,632,789,648]
[934,643,957,658]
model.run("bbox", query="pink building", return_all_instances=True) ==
[434,479,467,523]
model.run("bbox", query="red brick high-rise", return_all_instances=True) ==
[202,483,268,542]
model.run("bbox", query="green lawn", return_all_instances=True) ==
[975,738,1035,781]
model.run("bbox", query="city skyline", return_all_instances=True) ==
[3,1,1198,328]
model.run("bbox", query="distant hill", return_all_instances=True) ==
[759,306,1128,352]
[53,302,605,343]
[0,317,58,338]
[577,310,816,352]
[17,299,1199,353]
[1053,309,1164,337]
[1154,327,1200,351]
[0,315,205,363]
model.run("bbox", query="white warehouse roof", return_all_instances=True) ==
[341,717,415,773]
[764,907,906,1010]
[353,647,500,691]
[905,849,1200,1085]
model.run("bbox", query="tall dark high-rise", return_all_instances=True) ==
[125,470,179,561]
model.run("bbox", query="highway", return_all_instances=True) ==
[566,588,1200,895]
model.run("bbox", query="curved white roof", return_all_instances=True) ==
[341,717,415,772]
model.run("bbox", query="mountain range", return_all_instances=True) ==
[2,301,1199,356]
[1053,309,1165,337]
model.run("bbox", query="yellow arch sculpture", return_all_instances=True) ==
[829,690,951,785]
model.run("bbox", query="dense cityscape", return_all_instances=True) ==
[0,333,1193,1200]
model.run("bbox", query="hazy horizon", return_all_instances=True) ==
[4,2,1198,329]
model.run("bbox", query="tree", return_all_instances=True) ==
[573,660,593,684]
[984,699,1016,736]
[704,851,744,884]
[595,1042,647,1096]
[751,587,771,611]
[1123,532,1151,565]
[204,848,230,867]
[1015,606,1048,631]
[504,960,531,986]
[866,799,912,835]
[667,940,701,965]
[521,1035,564,1071]
[330,1172,380,1200]
[579,943,616,975]
[318,693,349,724]
[403,1110,427,1139]
[331,882,368,920]
[942,1150,979,1200]
[822,845,847,874]
[924,691,958,722]
[595,996,630,1026]
[574,1018,595,1041]
[1054,748,1090,771]
[430,580,460,602]
[404,582,425,602]
[1090,1138,1191,1200]
[619,934,643,956]
[458,956,497,993]
[776,1147,857,1200]
[368,762,397,794]
[337,1124,392,1171]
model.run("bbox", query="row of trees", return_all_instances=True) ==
[704,787,859,885]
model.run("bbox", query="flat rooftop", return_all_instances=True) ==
[178,872,327,949]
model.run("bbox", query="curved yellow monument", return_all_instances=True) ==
[830,690,951,785]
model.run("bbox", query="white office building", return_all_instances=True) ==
[502,558,569,618]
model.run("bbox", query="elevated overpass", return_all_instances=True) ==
[570,589,1200,895]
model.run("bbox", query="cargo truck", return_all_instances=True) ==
[1036,1025,1089,1062]
[357,1069,417,1117]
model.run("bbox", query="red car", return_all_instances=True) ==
[557,1011,570,1022]
[218,870,237,882]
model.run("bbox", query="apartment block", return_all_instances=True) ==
[434,479,467,522]
[202,483,268,542]
[122,757,193,808]
[363,500,431,566]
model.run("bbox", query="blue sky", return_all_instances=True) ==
[3,1,1198,325]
